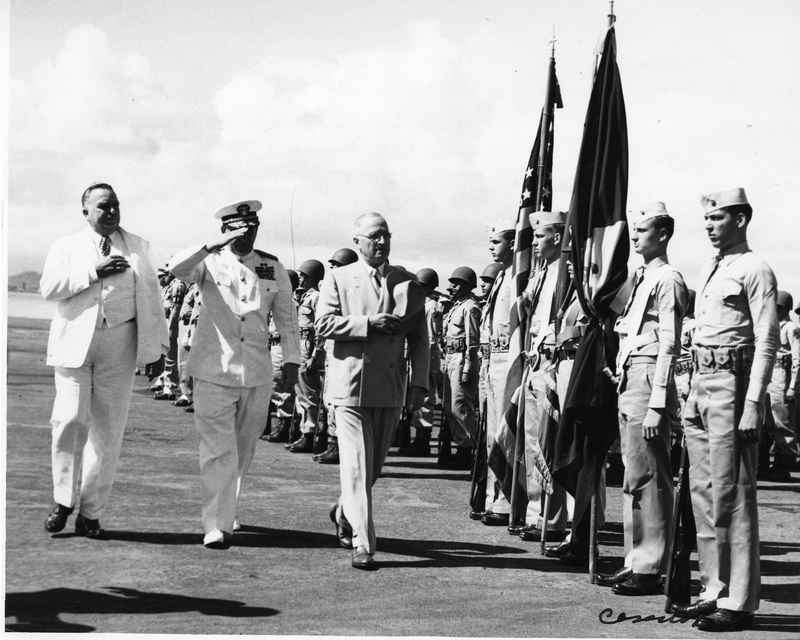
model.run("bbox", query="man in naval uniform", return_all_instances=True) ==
[169,200,300,548]
[672,188,779,632]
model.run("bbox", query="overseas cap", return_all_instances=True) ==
[777,291,794,311]
[700,188,751,215]
[486,219,517,237]
[531,210,565,230]
[631,201,671,223]
[214,200,262,223]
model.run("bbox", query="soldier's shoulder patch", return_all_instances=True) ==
[255,250,278,261]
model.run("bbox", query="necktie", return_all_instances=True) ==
[100,236,111,257]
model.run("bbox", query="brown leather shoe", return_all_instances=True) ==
[697,609,754,632]
[351,546,375,570]
[595,566,633,587]
[671,599,718,619]
[44,503,74,533]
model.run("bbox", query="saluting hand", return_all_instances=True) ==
[95,255,130,278]
[204,227,249,253]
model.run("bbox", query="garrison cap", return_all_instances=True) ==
[777,291,794,311]
[531,210,565,230]
[486,219,517,237]
[214,200,262,224]
[700,188,752,216]
[631,201,671,223]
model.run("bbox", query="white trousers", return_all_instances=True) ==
[193,379,272,534]
[50,321,137,519]
[333,405,402,554]
[485,351,511,514]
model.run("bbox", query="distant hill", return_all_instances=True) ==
[8,271,41,292]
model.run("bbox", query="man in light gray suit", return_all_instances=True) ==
[316,212,429,569]
[41,182,168,538]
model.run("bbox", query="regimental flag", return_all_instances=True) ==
[552,26,629,547]
[488,52,562,514]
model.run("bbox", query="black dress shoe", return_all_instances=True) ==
[612,573,663,596]
[75,514,106,539]
[697,609,754,632]
[44,503,74,533]
[519,526,568,543]
[507,523,525,535]
[671,599,718,619]
[481,512,510,526]
[288,434,314,453]
[329,505,353,549]
[559,550,590,566]
[351,546,376,570]
[595,566,633,587]
[469,510,489,521]
[544,540,572,558]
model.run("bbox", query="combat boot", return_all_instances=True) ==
[317,437,340,464]
[398,428,431,457]
[446,446,474,471]
[264,417,292,443]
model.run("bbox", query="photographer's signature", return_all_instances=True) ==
[599,607,700,627]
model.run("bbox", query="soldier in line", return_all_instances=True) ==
[175,282,200,410]
[261,269,300,440]
[312,248,360,465]
[478,263,503,407]
[759,290,800,481]
[151,269,186,400]
[440,267,481,470]
[600,202,687,595]
[399,268,442,458]
[286,259,326,453]
[169,199,300,548]
[673,188,779,632]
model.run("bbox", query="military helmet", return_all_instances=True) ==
[777,290,794,311]
[285,269,299,291]
[480,262,503,282]
[416,268,439,289]
[329,247,358,267]
[449,266,477,289]
[299,259,325,282]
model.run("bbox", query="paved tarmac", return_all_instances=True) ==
[4,317,800,637]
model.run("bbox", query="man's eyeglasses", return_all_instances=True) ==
[357,232,392,242]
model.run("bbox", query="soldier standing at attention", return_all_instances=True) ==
[600,202,687,594]
[286,259,325,453]
[169,200,300,548]
[760,290,800,481]
[672,188,779,631]
[441,267,481,470]
[399,268,442,458]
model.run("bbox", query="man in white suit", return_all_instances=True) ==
[316,212,429,569]
[41,182,168,538]
[169,200,301,549]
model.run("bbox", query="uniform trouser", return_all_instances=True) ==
[295,362,321,435]
[684,370,760,612]
[524,363,568,531]
[765,366,799,457]
[193,379,272,534]
[162,313,180,392]
[618,362,676,574]
[177,323,193,400]
[333,405,402,554]
[485,350,511,514]
[50,321,137,519]
[411,368,437,433]
[556,358,605,527]
[443,352,478,448]
[271,343,295,419]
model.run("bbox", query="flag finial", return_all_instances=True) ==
[608,0,616,28]
[549,26,557,57]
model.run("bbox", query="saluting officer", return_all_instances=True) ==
[286,259,326,453]
[673,188,779,631]
[169,199,301,548]
[602,202,687,595]
[441,267,481,470]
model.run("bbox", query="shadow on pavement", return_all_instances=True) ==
[761,582,800,604]
[751,614,800,633]
[5,586,278,633]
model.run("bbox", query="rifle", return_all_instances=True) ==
[663,431,697,611]
[469,398,488,512]
[437,406,452,465]
[312,367,329,455]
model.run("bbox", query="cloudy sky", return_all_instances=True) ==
[6,0,800,300]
